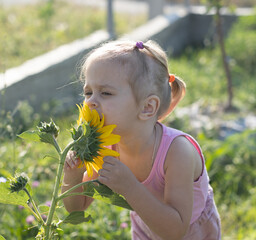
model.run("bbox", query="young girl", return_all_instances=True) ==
[62,40,221,240]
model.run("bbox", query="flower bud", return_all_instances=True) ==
[9,173,29,193]
[37,119,60,138]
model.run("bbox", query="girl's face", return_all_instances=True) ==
[83,59,141,135]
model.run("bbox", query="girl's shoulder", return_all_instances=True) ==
[159,122,187,141]
[160,123,202,153]
[159,123,204,180]
[157,123,191,164]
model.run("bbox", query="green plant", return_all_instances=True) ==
[227,14,256,75]
[38,0,55,27]
[0,104,131,239]
[0,100,37,141]
[202,130,256,205]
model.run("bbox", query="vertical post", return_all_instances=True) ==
[184,0,191,11]
[107,0,115,39]
[148,0,164,20]
[215,4,233,109]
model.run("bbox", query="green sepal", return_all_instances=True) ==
[38,132,55,145]
[61,211,92,225]
[71,124,102,163]
[82,182,132,210]
[71,125,83,140]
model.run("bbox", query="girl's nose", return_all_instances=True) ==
[86,96,98,109]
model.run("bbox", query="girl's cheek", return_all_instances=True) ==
[105,118,115,127]
[102,110,112,123]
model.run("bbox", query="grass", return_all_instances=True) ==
[0,0,146,72]
[0,9,256,240]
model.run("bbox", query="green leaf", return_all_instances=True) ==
[0,169,12,179]
[18,130,41,142]
[18,130,55,146]
[82,182,132,210]
[0,235,6,240]
[0,182,30,209]
[38,205,50,214]
[38,132,55,145]
[61,211,92,225]
[38,205,60,221]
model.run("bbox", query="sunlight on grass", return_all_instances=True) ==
[0,0,146,72]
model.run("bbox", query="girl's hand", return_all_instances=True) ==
[64,151,85,174]
[98,156,138,196]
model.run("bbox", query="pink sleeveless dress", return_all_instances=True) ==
[130,123,221,240]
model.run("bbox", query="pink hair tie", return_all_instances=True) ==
[169,74,175,83]
[136,41,144,49]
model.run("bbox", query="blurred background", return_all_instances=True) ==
[0,0,256,239]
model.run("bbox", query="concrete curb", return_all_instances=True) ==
[0,30,110,112]
[0,11,251,114]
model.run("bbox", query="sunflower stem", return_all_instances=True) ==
[57,179,99,201]
[44,140,77,239]
[52,136,62,156]
[23,188,45,225]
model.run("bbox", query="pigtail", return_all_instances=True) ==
[169,76,186,112]
[159,76,186,121]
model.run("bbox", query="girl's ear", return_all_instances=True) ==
[138,95,160,121]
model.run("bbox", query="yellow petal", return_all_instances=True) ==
[97,114,105,129]
[82,102,92,123]
[78,161,85,168]
[99,147,120,157]
[85,161,93,178]
[91,109,100,127]
[97,125,116,138]
[100,134,121,146]
[91,157,104,172]
[74,101,121,178]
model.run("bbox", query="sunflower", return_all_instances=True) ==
[71,102,120,177]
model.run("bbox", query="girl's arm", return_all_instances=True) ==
[98,136,201,240]
[61,151,98,212]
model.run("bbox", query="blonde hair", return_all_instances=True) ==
[80,40,186,120]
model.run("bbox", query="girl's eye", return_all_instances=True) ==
[102,92,112,96]
[84,92,92,96]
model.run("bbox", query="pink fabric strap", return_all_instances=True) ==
[184,135,203,161]
[184,135,204,177]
